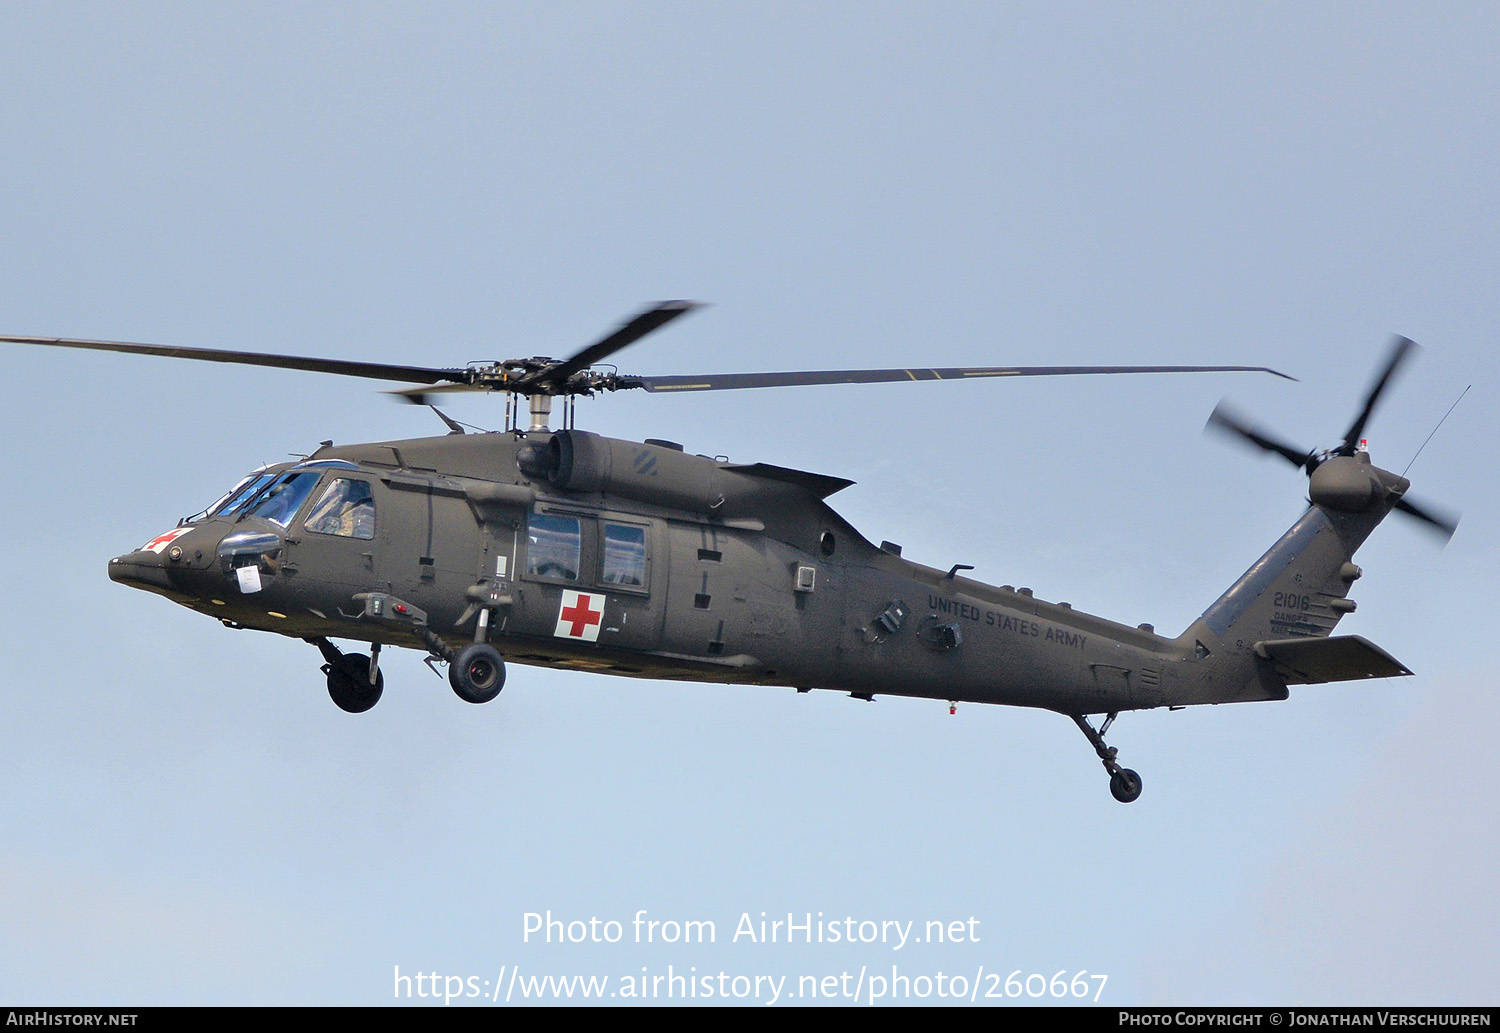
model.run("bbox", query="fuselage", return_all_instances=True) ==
[108,429,1400,716]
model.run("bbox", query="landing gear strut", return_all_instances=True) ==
[311,637,384,714]
[1071,713,1143,804]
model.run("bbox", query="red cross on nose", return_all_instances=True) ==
[142,528,191,554]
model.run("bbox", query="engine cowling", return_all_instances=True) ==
[539,430,726,513]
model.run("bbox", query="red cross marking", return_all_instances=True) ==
[559,595,603,637]
[142,528,191,553]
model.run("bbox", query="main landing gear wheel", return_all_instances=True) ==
[1071,713,1144,804]
[324,653,384,714]
[449,642,506,704]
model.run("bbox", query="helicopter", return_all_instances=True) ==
[0,302,1458,802]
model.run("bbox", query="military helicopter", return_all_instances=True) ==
[1,303,1457,802]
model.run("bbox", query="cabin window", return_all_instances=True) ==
[601,523,647,587]
[304,478,376,540]
[526,512,582,581]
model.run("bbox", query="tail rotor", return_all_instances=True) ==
[1205,335,1459,542]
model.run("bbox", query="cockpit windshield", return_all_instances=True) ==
[182,471,274,524]
[183,461,363,526]
[214,473,278,518]
[244,471,323,528]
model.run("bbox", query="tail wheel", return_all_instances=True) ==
[449,642,506,704]
[1109,768,1143,804]
[1072,714,1145,804]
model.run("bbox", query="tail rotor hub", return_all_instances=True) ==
[1205,335,1458,541]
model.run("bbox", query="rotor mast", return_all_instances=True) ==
[528,393,553,433]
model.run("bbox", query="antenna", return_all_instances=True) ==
[1401,384,1470,478]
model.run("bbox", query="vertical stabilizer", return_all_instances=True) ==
[1172,483,1398,704]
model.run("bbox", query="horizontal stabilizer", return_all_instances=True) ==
[1254,635,1412,685]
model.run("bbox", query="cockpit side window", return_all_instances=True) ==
[245,471,322,528]
[304,478,376,540]
[526,512,581,581]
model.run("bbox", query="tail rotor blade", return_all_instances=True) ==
[1342,335,1419,452]
[1205,402,1315,471]
[1394,496,1460,542]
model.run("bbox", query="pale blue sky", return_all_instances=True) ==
[0,2,1495,1005]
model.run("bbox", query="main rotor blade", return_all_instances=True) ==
[1394,496,1459,541]
[1205,401,1316,470]
[388,383,485,405]
[1342,335,1418,452]
[519,300,703,390]
[625,363,1294,393]
[0,334,467,385]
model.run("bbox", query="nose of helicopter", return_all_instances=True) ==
[108,525,219,597]
[108,548,175,591]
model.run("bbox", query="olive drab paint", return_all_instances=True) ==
[4,306,1451,802]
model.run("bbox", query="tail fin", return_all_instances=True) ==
[1172,498,1395,703]
[1195,506,1371,644]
